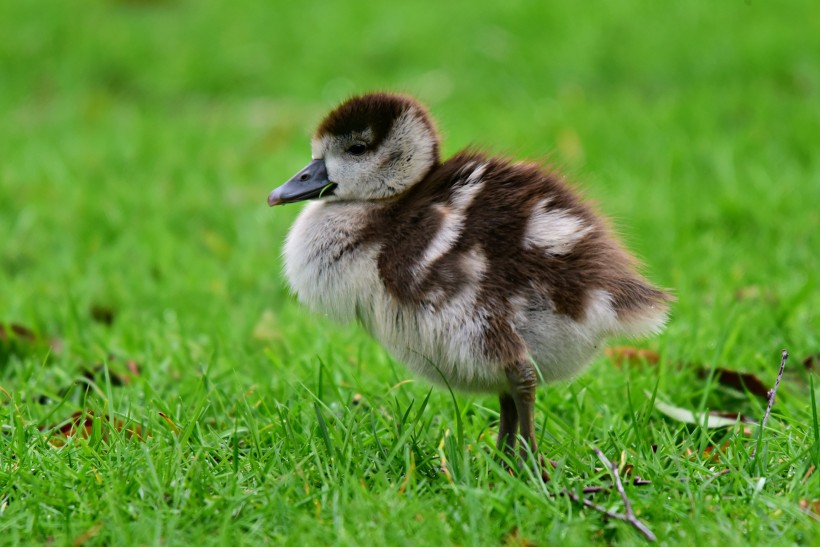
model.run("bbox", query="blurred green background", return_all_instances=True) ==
[2,0,818,338]
[1,0,819,544]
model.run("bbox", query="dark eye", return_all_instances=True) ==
[347,143,367,156]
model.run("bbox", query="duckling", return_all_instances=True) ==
[268,92,670,460]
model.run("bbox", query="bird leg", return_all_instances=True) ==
[505,360,539,461]
[497,393,518,460]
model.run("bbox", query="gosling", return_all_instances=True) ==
[268,92,670,459]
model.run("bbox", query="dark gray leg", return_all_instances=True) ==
[497,393,518,458]
[505,360,539,460]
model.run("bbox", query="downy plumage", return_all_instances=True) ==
[269,92,670,459]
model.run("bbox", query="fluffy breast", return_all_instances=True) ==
[284,200,507,391]
[283,201,382,323]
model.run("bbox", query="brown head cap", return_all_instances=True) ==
[316,93,440,160]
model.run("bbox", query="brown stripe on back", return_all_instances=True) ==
[373,151,483,303]
[376,202,449,301]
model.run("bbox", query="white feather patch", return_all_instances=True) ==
[524,199,592,254]
[411,165,487,277]
[413,204,464,275]
[451,164,486,210]
[460,245,488,282]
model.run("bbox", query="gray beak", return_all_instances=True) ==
[268,159,337,206]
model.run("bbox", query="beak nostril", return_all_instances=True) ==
[299,173,310,182]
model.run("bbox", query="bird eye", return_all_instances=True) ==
[347,143,367,156]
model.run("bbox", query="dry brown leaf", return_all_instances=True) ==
[73,522,103,547]
[698,367,770,399]
[684,442,729,462]
[82,357,141,386]
[605,346,660,367]
[799,499,820,519]
[702,441,732,462]
[0,322,63,357]
[89,304,115,326]
[1,323,40,359]
[0,323,37,342]
[126,359,141,377]
[46,410,144,446]
[57,411,94,439]
[504,527,536,547]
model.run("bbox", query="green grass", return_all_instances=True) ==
[2,0,819,544]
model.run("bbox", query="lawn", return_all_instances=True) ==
[1,0,819,544]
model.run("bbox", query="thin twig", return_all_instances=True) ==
[580,485,607,495]
[554,482,643,497]
[553,478,652,498]
[548,454,655,538]
[563,487,657,543]
[564,488,639,525]
[751,349,788,459]
[592,447,657,542]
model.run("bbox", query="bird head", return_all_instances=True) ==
[268,93,440,206]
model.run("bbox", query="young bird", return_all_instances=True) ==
[268,93,670,460]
